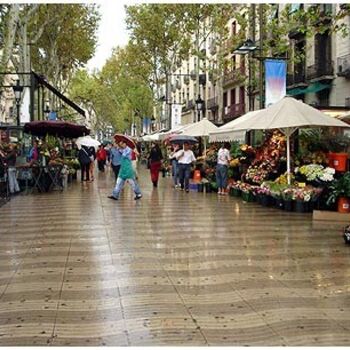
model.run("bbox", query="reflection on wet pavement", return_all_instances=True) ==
[0,166,349,345]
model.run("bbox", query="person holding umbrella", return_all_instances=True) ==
[176,142,196,192]
[96,145,107,172]
[108,138,142,201]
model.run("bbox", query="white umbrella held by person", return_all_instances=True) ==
[76,136,101,150]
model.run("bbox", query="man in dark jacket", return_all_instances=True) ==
[78,145,91,181]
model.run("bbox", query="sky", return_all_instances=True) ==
[87,1,130,71]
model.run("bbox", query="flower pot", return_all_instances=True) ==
[337,196,350,213]
[260,194,272,207]
[294,200,310,213]
[328,152,348,172]
[230,188,241,197]
[283,200,294,212]
[197,183,204,192]
[275,198,284,210]
[204,183,212,193]
[193,170,201,182]
[242,191,255,202]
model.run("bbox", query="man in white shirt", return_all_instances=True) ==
[216,142,231,195]
[176,142,196,192]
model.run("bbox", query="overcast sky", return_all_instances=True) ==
[87,1,129,71]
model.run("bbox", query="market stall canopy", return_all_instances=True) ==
[76,136,100,150]
[232,97,349,131]
[209,110,263,143]
[24,120,90,138]
[180,118,218,137]
[142,130,168,142]
[232,96,350,184]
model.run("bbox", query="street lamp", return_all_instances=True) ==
[12,80,23,126]
[233,39,258,55]
[195,95,204,122]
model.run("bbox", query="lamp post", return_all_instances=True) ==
[12,80,23,126]
[233,39,262,109]
[195,95,204,123]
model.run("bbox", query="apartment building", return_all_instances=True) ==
[286,4,350,111]
[160,4,350,131]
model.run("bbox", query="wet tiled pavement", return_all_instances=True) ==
[0,166,350,345]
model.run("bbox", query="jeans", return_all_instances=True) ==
[111,164,121,180]
[216,164,228,189]
[171,159,179,186]
[80,163,90,181]
[178,163,191,191]
[97,160,105,172]
[112,177,142,199]
[8,167,20,193]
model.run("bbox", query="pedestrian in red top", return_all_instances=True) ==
[96,145,107,172]
[148,142,163,187]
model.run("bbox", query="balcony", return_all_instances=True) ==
[337,54,350,78]
[223,67,245,88]
[207,97,218,111]
[287,68,307,87]
[223,103,245,121]
[306,60,334,82]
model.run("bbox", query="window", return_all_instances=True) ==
[223,92,228,107]
[239,86,245,106]
[231,21,237,36]
[230,89,236,106]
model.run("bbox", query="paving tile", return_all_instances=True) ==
[0,167,350,345]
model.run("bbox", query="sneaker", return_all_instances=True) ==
[134,194,142,200]
[108,195,118,200]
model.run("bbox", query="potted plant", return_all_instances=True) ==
[281,188,295,212]
[229,181,242,197]
[324,134,350,172]
[293,187,315,213]
[327,172,350,213]
[240,183,255,202]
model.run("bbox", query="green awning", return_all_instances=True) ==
[287,82,331,96]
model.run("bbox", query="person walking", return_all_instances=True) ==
[110,142,122,180]
[148,142,163,187]
[216,142,231,195]
[131,147,139,179]
[78,145,91,182]
[169,144,180,188]
[96,145,107,172]
[88,146,96,181]
[176,142,196,192]
[108,140,142,201]
[0,143,20,194]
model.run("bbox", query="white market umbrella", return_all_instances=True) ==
[158,124,191,141]
[209,109,264,143]
[232,97,349,184]
[76,135,101,150]
[180,118,219,154]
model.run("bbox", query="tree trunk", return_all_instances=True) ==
[0,4,20,86]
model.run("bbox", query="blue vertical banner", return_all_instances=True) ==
[142,117,151,134]
[265,59,286,108]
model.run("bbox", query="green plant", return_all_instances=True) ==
[230,141,242,159]
[327,172,350,206]
[323,134,350,153]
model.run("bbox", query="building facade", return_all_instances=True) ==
[160,3,350,131]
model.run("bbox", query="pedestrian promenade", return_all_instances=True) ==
[0,166,349,346]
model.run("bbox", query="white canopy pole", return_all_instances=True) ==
[204,137,207,157]
[280,127,298,185]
